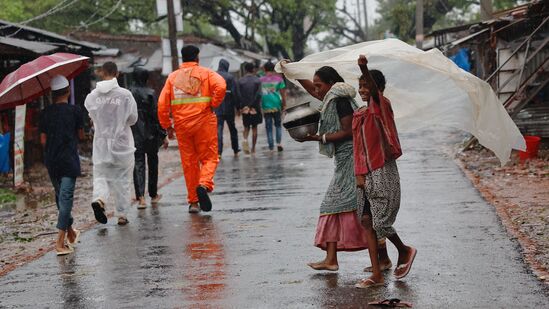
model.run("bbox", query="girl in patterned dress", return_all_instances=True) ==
[353,55,417,288]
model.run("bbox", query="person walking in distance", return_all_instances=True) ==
[85,62,138,225]
[157,45,226,213]
[215,59,240,158]
[238,62,262,154]
[130,69,168,209]
[40,75,84,255]
[260,61,286,152]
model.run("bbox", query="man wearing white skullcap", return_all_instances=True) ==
[39,75,85,255]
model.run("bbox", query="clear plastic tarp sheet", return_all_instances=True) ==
[276,39,526,165]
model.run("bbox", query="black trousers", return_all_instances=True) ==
[133,140,159,199]
[217,114,239,155]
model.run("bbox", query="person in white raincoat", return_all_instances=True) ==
[85,62,138,225]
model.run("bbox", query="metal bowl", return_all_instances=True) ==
[287,122,319,141]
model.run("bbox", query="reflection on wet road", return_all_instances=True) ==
[184,215,226,306]
[0,129,548,308]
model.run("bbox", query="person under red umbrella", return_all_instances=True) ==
[39,75,85,255]
[0,53,89,110]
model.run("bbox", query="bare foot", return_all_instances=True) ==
[363,260,393,272]
[397,246,413,265]
[307,261,339,271]
[354,276,384,289]
[66,228,80,246]
[66,228,76,243]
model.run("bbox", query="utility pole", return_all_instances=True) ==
[363,0,368,41]
[167,0,179,71]
[356,0,362,33]
[415,0,424,49]
[480,0,493,21]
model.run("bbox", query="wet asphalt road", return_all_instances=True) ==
[1,128,548,308]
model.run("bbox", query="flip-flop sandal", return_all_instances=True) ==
[188,204,200,214]
[137,201,147,209]
[354,278,384,289]
[56,246,74,256]
[67,229,81,248]
[368,298,413,307]
[364,262,393,272]
[91,200,108,224]
[196,186,212,212]
[151,194,162,204]
[394,248,417,279]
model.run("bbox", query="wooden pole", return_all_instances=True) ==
[416,0,423,49]
[167,0,179,71]
[356,0,362,32]
[363,0,368,40]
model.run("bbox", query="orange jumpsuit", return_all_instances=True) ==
[158,62,226,204]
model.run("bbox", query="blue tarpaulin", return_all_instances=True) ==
[0,133,10,173]
[450,48,471,72]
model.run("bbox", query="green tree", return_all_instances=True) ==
[0,0,159,34]
[259,0,337,60]
[183,0,338,60]
[0,0,33,22]
[373,0,523,42]
[1,0,338,60]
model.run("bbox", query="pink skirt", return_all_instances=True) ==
[314,211,369,251]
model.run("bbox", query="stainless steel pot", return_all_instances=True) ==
[282,102,320,129]
[287,123,319,141]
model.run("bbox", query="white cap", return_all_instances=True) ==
[50,75,69,91]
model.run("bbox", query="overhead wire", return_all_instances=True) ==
[75,0,123,29]
[0,0,79,32]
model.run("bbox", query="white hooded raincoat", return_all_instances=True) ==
[85,78,138,216]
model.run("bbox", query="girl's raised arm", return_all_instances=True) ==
[358,55,380,103]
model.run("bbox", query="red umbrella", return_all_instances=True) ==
[0,52,89,111]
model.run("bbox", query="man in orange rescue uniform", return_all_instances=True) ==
[158,45,226,213]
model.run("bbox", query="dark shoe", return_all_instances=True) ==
[188,203,200,213]
[277,145,284,152]
[196,186,212,212]
[91,200,108,224]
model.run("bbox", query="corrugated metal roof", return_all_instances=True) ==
[448,28,490,49]
[0,36,58,54]
[93,48,120,57]
[0,19,102,50]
